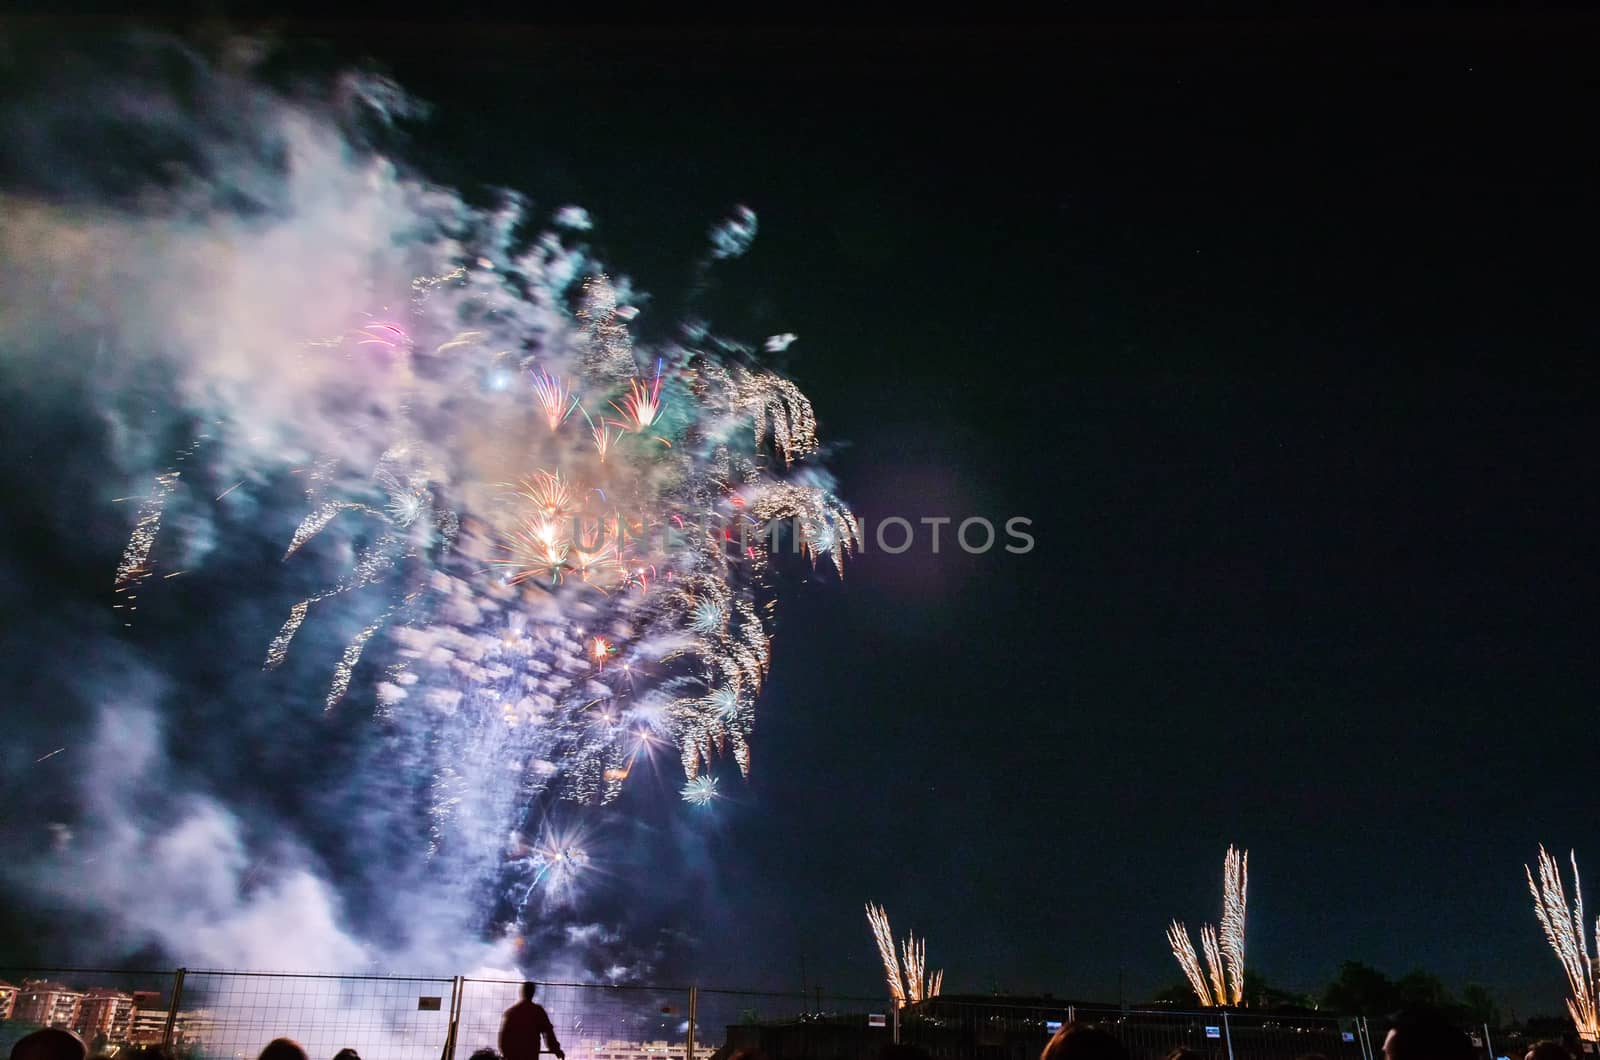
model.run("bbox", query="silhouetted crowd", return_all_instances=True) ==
[5,1000,1581,1060]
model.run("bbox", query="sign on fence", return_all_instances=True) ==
[1205,1027,1222,1040]
[868,1014,887,1028]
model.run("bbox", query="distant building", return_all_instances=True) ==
[76,989,136,1043]
[126,1011,170,1050]
[579,1040,690,1060]
[0,981,17,1021]
[172,1008,214,1046]
[14,981,86,1028]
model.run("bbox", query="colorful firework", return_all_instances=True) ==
[113,198,855,926]
[1526,845,1600,1041]
[1166,845,1248,1007]
[612,366,666,432]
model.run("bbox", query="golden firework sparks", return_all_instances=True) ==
[1527,845,1600,1042]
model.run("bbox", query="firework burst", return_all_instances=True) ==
[680,775,720,806]
[114,195,854,929]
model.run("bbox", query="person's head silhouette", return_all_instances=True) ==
[1381,1010,1473,1060]
[521,982,537,1001]
[258,1039,309,1060]
[10,1028,87,1060]
[1040,1023,1128,1060]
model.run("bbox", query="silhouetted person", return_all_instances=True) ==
[1526,1043,1573,1060]
[1041,1022,1129,1060]
[10,1028,87,1060]
[258,1039,310,1060]
[333,1049,361,1060]
[1382,1010,1473,1060]
[467,1050,502,1060]
[501,982,564,1060]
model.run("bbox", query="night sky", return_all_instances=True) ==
[7,11,1600,1020]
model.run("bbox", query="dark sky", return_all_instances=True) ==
[11,10,1600,1019]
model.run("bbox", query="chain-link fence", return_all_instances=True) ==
[0,969,1561,1060]
[178,972,456,1060]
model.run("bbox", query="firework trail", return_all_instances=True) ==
[114,471,180,592]
[1526,845,1600,1041]
[865,902,943,1007]
[0,43,857,972]
[866,902,907,1005]
[1166,845,1248,1007]
[1220,845,1248,1006]
[1166,920,1214,1007]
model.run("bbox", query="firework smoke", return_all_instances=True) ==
[0,36,852,980]
[1166,845,1248,1007]
[1526,846,1600,1041]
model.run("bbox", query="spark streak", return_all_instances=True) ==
[114,471,179,589]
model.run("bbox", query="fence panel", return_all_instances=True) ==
[456,979,692,1060]
[178,971,456,1060]
[0,967,180,1058]
[1072,1007,1364,1060]
[698,988,891,1060]
[902,997,1073,1060]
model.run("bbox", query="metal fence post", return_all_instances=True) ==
[1222,1010,1236,1060]
[440,975,463,1060]
[687,986,697,1060]
[892,1003,901,1045]
[1068,1005,1076,1025]
[1483,1022,1496,1060]
[160,968,186,1048]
